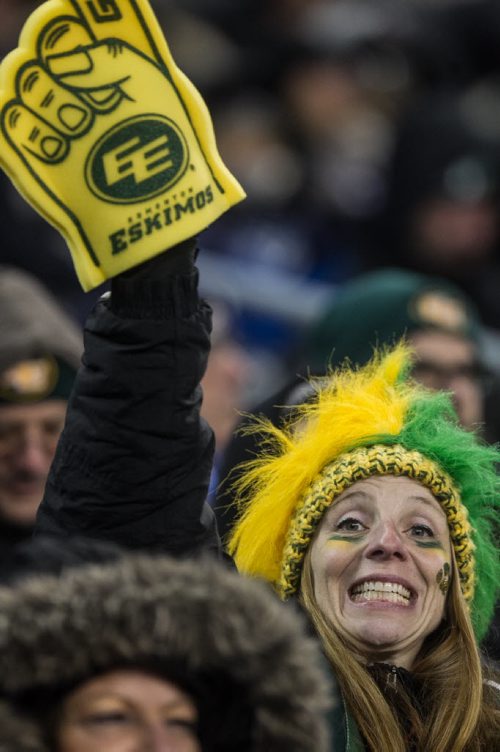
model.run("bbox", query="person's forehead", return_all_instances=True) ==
[0,400,67,424]
[67,669,196,708]
[332,475,446,516]
[410,329,476,363]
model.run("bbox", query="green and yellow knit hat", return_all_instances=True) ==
[228,344,500,640]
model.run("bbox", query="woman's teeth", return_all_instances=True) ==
[350,581,411,605]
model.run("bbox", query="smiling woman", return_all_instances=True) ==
[309,476,452,668]
[229,344,500,751]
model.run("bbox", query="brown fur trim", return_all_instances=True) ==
[0,554,332,751]
[0,701,45,752]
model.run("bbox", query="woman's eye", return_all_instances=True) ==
[409,524,434,538]
[82,712,131,726]
[336,517,365,532]
[165,718,197,730]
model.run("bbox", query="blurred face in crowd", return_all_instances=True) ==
[201,339,250,453]
[411,198,497,271]
[0,400,66,526]
[410,329,483,429]
[200,300,251,455]
[310,476,452,669]
[56,670,201,752]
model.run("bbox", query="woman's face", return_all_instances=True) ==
[57,669,201,752]
[310,475,452,668]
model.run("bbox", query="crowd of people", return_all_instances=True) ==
[0,1,499,750]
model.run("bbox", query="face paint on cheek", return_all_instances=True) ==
[327,535,363,546]
[415,540,445,550]
[436,562,451,595]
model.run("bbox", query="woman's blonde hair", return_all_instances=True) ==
[300,549,500,752]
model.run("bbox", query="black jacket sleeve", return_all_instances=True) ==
[35,244,220,557]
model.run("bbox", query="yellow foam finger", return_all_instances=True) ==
[0,0,245,290]
[39,15,95,56]
[18,63,93,136]
[3,102,69,163]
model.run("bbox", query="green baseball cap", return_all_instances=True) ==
[303,268,481,373]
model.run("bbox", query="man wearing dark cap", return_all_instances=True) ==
[304,267,489,432]
[0,266,81,548]
[216,267,495,531]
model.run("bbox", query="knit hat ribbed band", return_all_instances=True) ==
[279,444,474,600]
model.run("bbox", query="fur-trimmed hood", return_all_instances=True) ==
[0,554,332,751]
[0,701,40,752]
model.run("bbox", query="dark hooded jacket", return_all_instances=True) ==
[35,245,219,556]
[0,553,332,751]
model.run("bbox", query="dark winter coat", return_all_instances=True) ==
[36,252,218,556]
[0,702,40,752]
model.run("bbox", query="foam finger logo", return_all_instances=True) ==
[86,114,189,203]
[0,0,245,290]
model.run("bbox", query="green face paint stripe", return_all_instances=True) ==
[327,534,363,542]
[415,540,445,550]
[327,535,445,547]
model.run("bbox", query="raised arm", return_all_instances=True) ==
[36,240,221,555]
[0,0,244,555]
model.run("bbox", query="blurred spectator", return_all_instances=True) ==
[200,300,252,504]
[302,268,492,433]
[367,90,500,331]
[215,267,495,524]
[188,0,492,370]
[201,301,251,454]
[0,554,332,751]
[0,267,81,549]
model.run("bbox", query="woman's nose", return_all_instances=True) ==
[364,522,408,561]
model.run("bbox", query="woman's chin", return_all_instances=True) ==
[344,613,421,659]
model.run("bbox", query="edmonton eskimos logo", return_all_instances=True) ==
[85,114,189,204]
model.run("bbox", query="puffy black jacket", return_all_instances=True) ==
[36,244,219,557]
